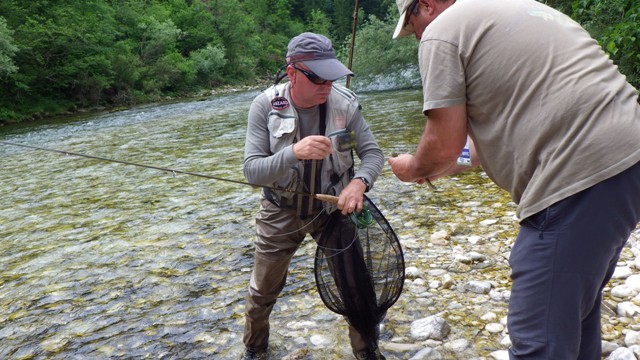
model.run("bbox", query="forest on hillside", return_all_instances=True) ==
[0,0,638,124]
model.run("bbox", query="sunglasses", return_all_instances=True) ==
[291,64,331,85]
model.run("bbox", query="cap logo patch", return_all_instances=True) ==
[271,96,290,110]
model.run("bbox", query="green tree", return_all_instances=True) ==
[338,12,418,91]
[190,44,228,87]
[5,1,119,108]
[307,9,332,36]
[0,17,18,77]
[572,0,640,89]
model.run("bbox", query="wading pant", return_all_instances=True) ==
[508,161,640,359]
[243,199,374,353]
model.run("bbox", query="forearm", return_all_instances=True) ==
[427,137,480,179]
[243,146,298,185]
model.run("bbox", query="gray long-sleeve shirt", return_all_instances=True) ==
[243,83,384,196]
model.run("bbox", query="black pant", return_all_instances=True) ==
[508,161,640,359]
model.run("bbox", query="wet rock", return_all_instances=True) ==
[603,340,620,355]
[309,334,331,347]
[444,338,470,352]
[618,302,640,317]
[485,323,504,334]
[625,330,640,346]
[607,347,636,360]
[409,347,442,360]
[614,266,634,279]
[430,230,449,245]
[410,315,451,341]
[464,280,492,294]
[489,350,510,360]
[405,266,423,279]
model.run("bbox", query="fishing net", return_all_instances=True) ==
[314,195,404,349]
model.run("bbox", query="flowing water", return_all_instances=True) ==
[0,88,513,359]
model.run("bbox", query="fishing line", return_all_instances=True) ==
[1,140,311,198]
[273,205,372,259]
[1,140,374,235]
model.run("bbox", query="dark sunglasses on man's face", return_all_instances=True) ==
[291,64,331,85]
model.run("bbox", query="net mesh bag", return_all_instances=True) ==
[314,195,405,349]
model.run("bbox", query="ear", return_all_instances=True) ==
[422,0,436,15]
[286,65,296,82]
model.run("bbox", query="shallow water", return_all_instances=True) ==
[0,89,514,359]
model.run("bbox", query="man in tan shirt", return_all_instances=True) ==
[390,0,640,358]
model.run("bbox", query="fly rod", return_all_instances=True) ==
[0,141,339,204]
[345,0,359,89]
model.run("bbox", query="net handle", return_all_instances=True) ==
[315,194,339,203]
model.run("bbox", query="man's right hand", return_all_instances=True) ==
[292,135,333,160]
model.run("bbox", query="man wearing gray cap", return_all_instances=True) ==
[241,32,385,360]
[389,0,640,359]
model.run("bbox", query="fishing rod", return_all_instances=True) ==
[345,0,359,89]
[0,140,340,204]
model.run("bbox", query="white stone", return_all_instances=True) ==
[607,347,636,360]
[410,315,451,341]
[405,266,423,279]
[430,230,449,245]
[500,335,512,347]
[444,338,469,352]
[618,302,640,317]
[489,350,510,360]
[625,274,640,292]
[441,274,455,289]
[465,280,492,294]
[624,330,640,346]
[602,340,620,355]
[309,334,332,347]
[468,235,483,244]
[481,312,497,321]
[409,347,442,360]
[612,285,636,298]
[479,219,498,226]
[485,323,504,333]
[414,278,426,286]
[614,266,634,279]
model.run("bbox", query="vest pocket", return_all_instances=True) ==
[330,150,354,178]
[268,113,296,138]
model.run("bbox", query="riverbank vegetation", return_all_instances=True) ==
[0,0,638,124]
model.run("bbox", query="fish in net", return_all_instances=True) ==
[314,194,405,350]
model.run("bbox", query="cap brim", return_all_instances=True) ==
[393,9,415,39]
[302,59,354,81]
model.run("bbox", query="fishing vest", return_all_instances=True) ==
[263,82,357,215]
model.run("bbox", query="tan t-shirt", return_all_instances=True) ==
[419,0,640,219]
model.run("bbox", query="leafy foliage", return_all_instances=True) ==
[571,0,640,88]
[0,17,19,77]
[0,0,637,123]
[544,0,639,90]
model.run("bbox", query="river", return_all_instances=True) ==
[5,87,627,359]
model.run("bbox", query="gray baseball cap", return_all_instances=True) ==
[286,32,354,81]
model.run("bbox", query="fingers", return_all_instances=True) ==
[337,182,364,215]
[388,153,416,182]
[293,136,333,160]
[340,199,362,215]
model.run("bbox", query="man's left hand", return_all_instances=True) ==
[337,179,366,215]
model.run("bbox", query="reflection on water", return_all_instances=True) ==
[0,89,442,359]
